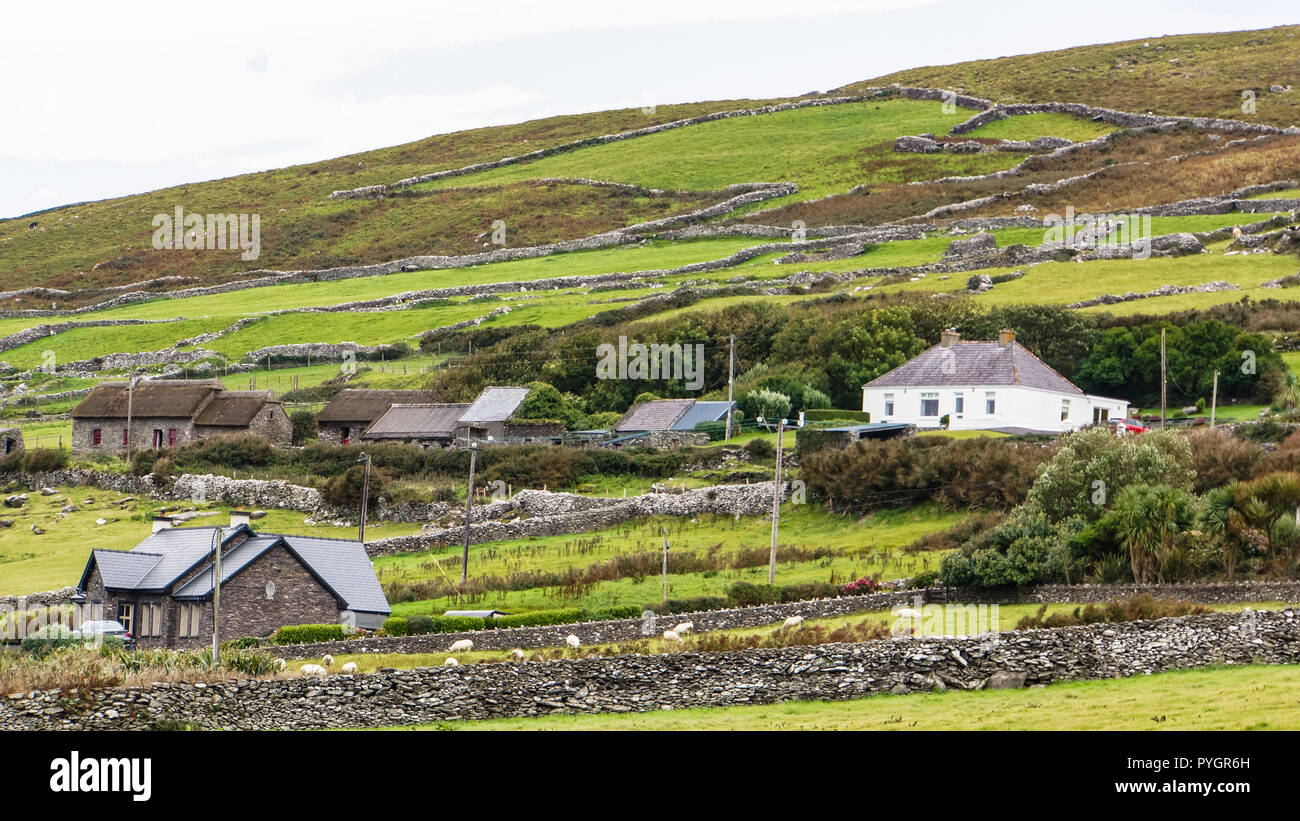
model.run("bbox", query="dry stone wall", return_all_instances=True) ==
[6,611,1295,730]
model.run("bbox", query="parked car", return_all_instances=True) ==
[1109,418,1150,435]
[72,619,135,650]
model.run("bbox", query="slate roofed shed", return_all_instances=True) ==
[316,389,441,424]
[613,398,694,432]
[458,387,531,423]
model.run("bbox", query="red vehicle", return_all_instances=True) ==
[1109,418,1150,435]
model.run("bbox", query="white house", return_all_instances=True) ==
[861,328,1128,433]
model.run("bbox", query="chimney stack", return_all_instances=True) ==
[940,328,960,347]
[151,516,173,534]
[230,510,251,529]
[997,328,1016,347]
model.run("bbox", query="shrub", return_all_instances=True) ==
[151,456,175,484]
[271,624,346,645]
[1187,428,1260,491]
[586,604,644,621]
[175,434,274,469]
[322,464,388,509]
[727,581,781,606]
[405,615,433,635]
[908,570,940,589]
[221,636,263,650]
[693,420,726,441]
[381,616,408,636]
[648,596,731,615]
[842,576,882,596]
[1014,596,1209,629]
[290,410,317,445]
[485,608,584,629]
[428,615,486,633]
[21,448,68,472]
[744,438,775,460]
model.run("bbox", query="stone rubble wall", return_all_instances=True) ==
[7,610,1296,730]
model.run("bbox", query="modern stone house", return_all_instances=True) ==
[360,403,469,446]
[73,515,391,649]
[861,329,1129,434]
[316,389,439,445]
[70,380,291,454]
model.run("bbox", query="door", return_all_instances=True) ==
[152,429,163,448]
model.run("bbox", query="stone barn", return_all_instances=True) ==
[73,514,391,649]
[0,427,24,459]
[70,380,291,454]
[315,389,439,445]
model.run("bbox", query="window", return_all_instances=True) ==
[883,394,895,416]
[1061,399,1071,421]
[920,392,939,417]
[117,603,134,637]
[92,428,102,446]
[178,604,202,637]
[178,604,188,637]
[954,394,964,416]
[167,429,177,447]
[1093,407,1110,424]
[985,392,996,414]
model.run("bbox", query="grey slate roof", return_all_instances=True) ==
[82,526,390,616]
[671,400,734,431]
[614,399,694,432]
[459,387,530,424]
[363,403,468,439]
[862,341,1082,395]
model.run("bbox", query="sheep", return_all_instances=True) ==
[662,630,682,643]
[510,648,525,661]
[448,639,474,653]
[299,664,327,677]
[894,607,925,636]
[782,615,804,629]
[272,657,286,672]
[565,634,581,649]
[1233,226,1243,239]
[672,621,694,635]
[340,662,358,674]
[445,657,459,666]
[321,654,334,667]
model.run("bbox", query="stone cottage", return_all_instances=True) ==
[315,389,439,445]
[70,379,291,454]
[0,427,24,459]
[73,514,391,649]
[454,386,563,444]
[360,403,469,446]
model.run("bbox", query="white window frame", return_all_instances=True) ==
[954,393,964,416]
[1061,399,1071,421]
[920,392,939,417]
[985,392,996,415]
[883,393,894,416]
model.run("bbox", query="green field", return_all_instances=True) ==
[391,664,1300,731]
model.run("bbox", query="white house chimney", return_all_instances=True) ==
[230,510,251,529]
[997,328,1016,347]
[151,516,173,533]
[940,328,960,347]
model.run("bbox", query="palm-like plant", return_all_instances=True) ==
[1276,371,1300,410]
[1113,485,1191,583]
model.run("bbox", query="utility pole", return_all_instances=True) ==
[1210,370,1219,428]
[769,419,785,584]
[211,525,223,662]
[1160,328,1167,429]
[461,440,478,584]
[357,452,371,543]
[725,334,736,441]
[124,375,140,463]
[661,527,669,607]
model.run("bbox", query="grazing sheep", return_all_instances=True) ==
[894,607,925,635]
[783,615,804,629]
[340,662,358,674]
[662,630,682,643]
[1233,226,1243,239]
[445,657,459,666]
[672,621,694,635]
[299,664,327,677]
[321,654,334,667]
[565,634,581,649]
[510,648,525,661]
[272,657,286,671]
[448,639,474,653]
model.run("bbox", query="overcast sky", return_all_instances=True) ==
[1,0,1295,219]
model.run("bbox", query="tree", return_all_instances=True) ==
[1111,484,1194,584]
[740,388,791,423]
[1231,471,1300,568]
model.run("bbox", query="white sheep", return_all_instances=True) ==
[662,630,682,643]
[448,639,474,653]
[321,654,334,667]
[272,657,286,672]
[510,648,525,661]
[672,621,694,635]
[894,607,925,635]
[782,615,804,629]
[299,663,327,677]
[340,661,358,674]
[445,657,459,666]
[1232,226,1243,239]
[565,634,581,649]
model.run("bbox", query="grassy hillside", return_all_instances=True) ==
[840,25,1300,126]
